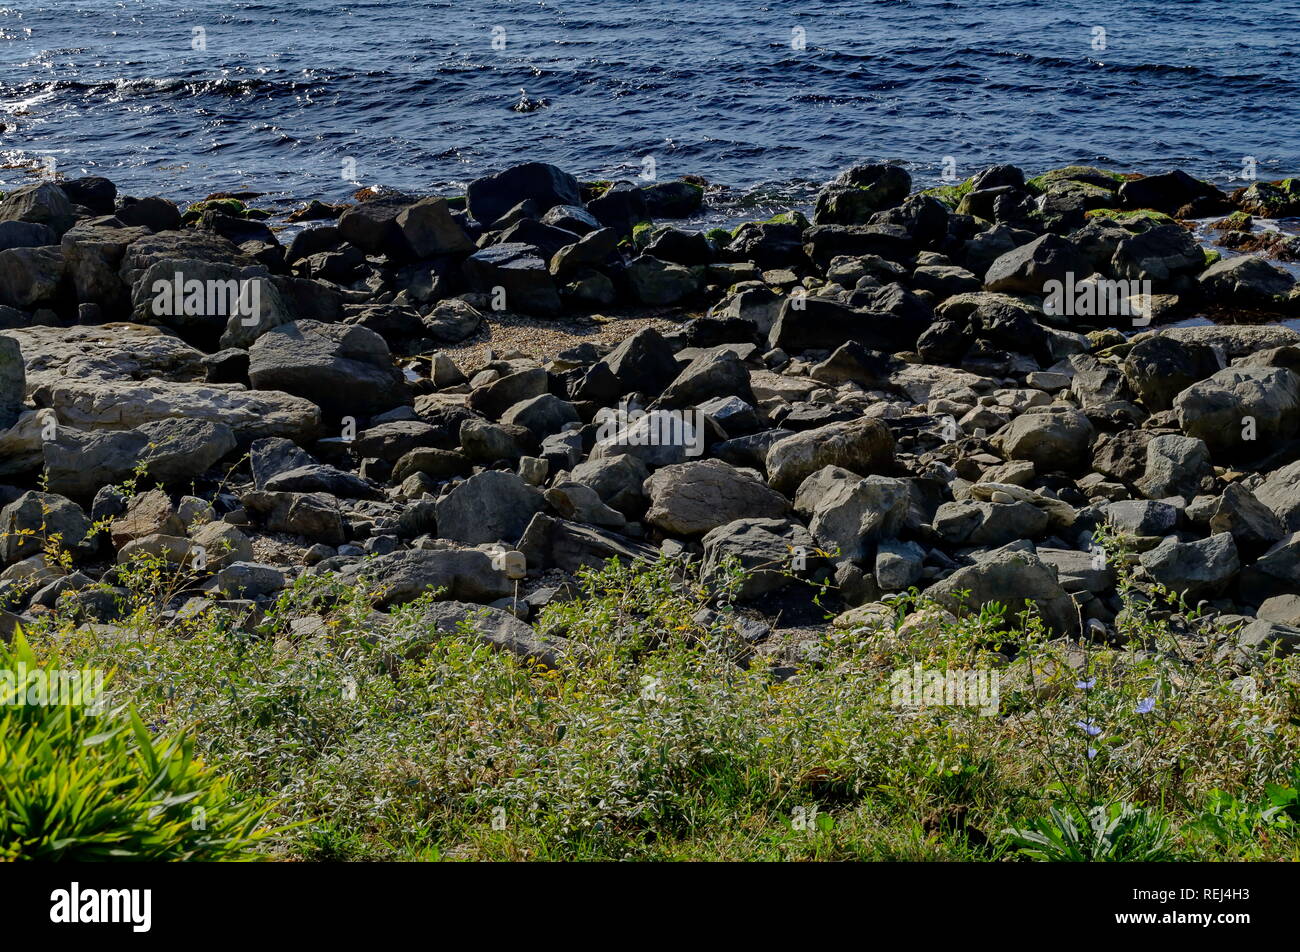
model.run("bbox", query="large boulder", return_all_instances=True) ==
[517,513,657,574]
[765,418,895,494]
[60,221,152,310]
[626,255,700,305]
[462,243,561,315]
[131,259,296,350]
[569,455,651,518]
[6,323,207,389]
[0,246,65,309]
[812,164,910,225]
[435,470,544,545]
[362,550,514,608]
[656,350,754,410]
[1198,254,1295,307]
[795,467,910,563]
[1255,460,1300,532]
[643,459,789,535]
[43,418,237,499]
[573,327,679,401]
[1139,532,1240,601]
[983,233,1087,296]
[0,183,75,236]
[701,517,818,599]
[1135,434,1213,500]
[768,295,927,354]
[928,543,1078,635]
[991,407,1095,472]
[467,162,581,227]
[396,196,473,257]
[33,377,319,444]
[1121,335,1220,412]
[248,320,411,417]
[336,195,411,257]
[0,335,23,431]
[1173,366,1300,458]
[1118,170,1221,214]
[1111,224,1204,287]
[0,491,91,564]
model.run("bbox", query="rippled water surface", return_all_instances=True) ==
[2,0,1298,210]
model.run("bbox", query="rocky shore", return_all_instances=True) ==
[2,160,1300,667]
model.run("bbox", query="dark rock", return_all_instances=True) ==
[247,320,412,417]
[467,162,581,227]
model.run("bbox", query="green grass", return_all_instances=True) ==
[9,543,1300,861]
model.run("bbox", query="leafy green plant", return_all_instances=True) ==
[1003,802,1175,862]
[0,628,274,860]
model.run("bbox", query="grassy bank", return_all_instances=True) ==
[6,550,1300,861]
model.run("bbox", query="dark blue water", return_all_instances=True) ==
[3,0,1298,218]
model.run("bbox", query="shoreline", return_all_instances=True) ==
[1,158,1300,663]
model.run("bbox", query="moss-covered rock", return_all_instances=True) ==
[919,178,975,209]
[1084,208,1177,231]
[181,198,247,224]
[1237,181,1300,217]
[1026,166,1125,194]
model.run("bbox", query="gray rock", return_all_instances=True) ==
[240,490,346,544]
[1139,532,1240,601]
[0,335,23,431]
[500,393,579,440]
[0,246,65,309]
[984,233,1087,296]
[701,517,818,599]
[765,417,895,495]
[435,470,544,545]
[1037,546,1116,594]
[463,243,561,315]
[396,196,473,257]
[422,299,483,344]
[933,499,1049,547]
[1207,483,1285,553]
[362,549,513,608]
[1101,499,1180,537]
[0,220,58,252]
[656,350,754,410]
[797,467,910,562]
[0,491,91,564]
[1136,434,1212,499]
[407,600,560,668]
[517,512,657,573]
[1199,254,1295,305]
[467,366,549,419]
[43,418,236,499]
[644,459,789,535]
[626,255,700,306]
[60,221,152,309]
[0,183,75,236]
[1111,223,1205,287]
[1233,619,1300,659]
[991,407,1094,472]
[1254,460,1300,532]
[1174,366,1300,457]
[1257,594,1300,626]
[248,319,411,417]
[544,482,626,528]
[467,162,581,227]
[216,562,287,599]
[929,543,1078,635]
[1121,335,1221,412]
[569,454,651,518]
[875,538,926,591]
